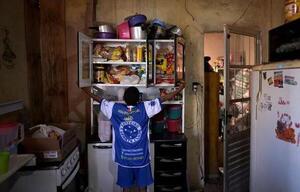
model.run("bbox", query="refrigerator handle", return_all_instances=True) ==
[92,145,112,149]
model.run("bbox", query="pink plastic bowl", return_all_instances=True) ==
[117,21,131,39]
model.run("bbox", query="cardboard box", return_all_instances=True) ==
[21,123,77,162]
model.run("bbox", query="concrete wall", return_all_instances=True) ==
[95,0,284,189]
[0,1,29,107]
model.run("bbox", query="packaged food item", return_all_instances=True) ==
[137,45,143,62]
[125,46,131,62]
[132,47,137,62]
[110,46,124,60]
[94,65,105,83]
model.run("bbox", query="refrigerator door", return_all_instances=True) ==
[251,66,300,192]
[223,25,261,192]
[78,32,92,88]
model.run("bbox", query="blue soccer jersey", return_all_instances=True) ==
[100,98,162,168]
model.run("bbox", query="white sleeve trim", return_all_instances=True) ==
[100,99,115,119]
[144,98,162,118]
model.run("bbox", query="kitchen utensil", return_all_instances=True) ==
[117,21,131,39]
[0,151,9,174]
[127,14,147,27]
[94,32,116,39]
[89,24,115,33]
[130,26,147,39]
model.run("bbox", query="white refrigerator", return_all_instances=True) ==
[250,61,300,192]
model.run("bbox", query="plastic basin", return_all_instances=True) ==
[166,119,181,133]
[167,105,182,119]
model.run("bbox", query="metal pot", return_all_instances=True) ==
[89,24,114,33]
[130,26,146,39]
[94,32,116,39]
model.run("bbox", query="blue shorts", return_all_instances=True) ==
[116,164,153,188]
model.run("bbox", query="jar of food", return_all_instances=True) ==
[94,65,105,83]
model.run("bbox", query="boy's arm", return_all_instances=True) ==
[82,87,102,103]
[160,81,186,102]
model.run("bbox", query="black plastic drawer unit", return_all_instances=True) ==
[154,137,187,192]
[155,170,186,185]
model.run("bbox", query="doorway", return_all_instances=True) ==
[203,32,224,192]
[204,27,260,192]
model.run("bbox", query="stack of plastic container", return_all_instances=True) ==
[166,105,182,133]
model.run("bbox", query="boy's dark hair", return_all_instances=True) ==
[123,87,140,105]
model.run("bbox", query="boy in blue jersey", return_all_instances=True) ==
[83,82,185,192]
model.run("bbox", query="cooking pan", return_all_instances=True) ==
[89,24,114,33]
[130,26,147,39]
[94,32,116,39]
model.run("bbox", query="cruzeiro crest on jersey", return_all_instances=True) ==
[119,121,142,143]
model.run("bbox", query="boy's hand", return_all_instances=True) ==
[177,81,186,91]
[81,87,102,102]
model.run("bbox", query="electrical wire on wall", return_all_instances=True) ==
[195,88,205,182]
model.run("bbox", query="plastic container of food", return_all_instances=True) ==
[167,105,182,119]
[166,119,181,133]
[117,21,131,39]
